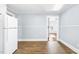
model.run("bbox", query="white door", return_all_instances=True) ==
[4,29,17,54]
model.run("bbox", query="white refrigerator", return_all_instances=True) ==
[0,14,18,54]
[4,14,18,54]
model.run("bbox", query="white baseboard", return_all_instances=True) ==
[19,39,48,41]
[59,39,79,54]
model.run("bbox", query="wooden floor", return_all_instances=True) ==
[14,40,76,54]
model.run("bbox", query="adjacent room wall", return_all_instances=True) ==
[17,14,48,41]
[60,5,79,51]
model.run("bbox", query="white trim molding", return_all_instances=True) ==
[59,39,79,54]
[19,39,48,41]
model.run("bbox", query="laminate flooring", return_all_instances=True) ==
[14,40,76,54]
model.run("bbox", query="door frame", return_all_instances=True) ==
[47,16,59,41]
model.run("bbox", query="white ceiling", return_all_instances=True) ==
[7,4,76,15]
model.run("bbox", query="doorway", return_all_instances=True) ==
[48,16,59,41]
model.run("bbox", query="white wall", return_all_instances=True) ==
[17,14,48,41]
[60,5,79,51]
